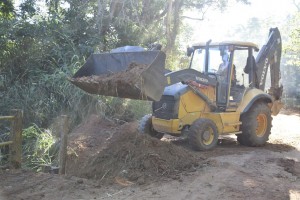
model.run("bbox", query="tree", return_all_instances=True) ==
[0,0,14,18]
[285,12,300,67]
[282,11,300,108]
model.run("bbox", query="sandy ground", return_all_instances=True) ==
[0,112,300,200]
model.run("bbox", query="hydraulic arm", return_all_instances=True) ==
[255,27,283,100]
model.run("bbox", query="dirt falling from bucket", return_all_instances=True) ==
[69,63,150,99]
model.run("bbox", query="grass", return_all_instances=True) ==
[22,124,57,171]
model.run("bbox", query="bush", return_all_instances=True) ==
[0,131,10,166]
[22,124,58,171]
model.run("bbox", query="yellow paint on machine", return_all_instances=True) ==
[152,117,180,134]
[237,88,271,113]
[200,112,241,134]
[167,76,171,85]
[219,112,241,133]
[152,86,241,135]
[200,113,223,134]
[199,85,216,104]
[153,111,241,136]
[180,90,212,114]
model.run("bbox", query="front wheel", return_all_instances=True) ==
[237,102,272,146]
[188,118,219,151]
[138,114,164,139]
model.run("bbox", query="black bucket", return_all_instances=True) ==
[69,51,167,101]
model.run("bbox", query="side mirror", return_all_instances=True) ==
[187,47,194,57]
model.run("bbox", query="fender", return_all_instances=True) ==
[237,88,272,114]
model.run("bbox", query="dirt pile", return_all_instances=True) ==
[69,63,148,99]
[277,158,300,177]
[66,115,202,185]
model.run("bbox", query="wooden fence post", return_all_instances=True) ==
[59,115,68,175]
[9,109,23,169]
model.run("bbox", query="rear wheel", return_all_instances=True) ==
[139,114,164,139]
[188,118,219,151]
[237,102,272,146]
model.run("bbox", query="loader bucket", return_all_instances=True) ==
[69,51,167,101]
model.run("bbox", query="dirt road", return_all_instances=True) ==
[0,112,299,200]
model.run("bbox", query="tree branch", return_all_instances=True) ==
[293,0,300,11]
[181,15,204,21]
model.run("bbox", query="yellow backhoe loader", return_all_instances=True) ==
[70,27,283,151]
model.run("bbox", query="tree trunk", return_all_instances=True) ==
[165,0,173,54]
[165,0,183,55]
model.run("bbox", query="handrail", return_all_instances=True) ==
[0,141,13,147]
[0,110,23,169]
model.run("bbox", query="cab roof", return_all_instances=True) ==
[192,41,259,52]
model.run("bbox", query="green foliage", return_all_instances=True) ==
[282,11,300,108]
[0,0,14,19]
[0,7,100,127]
[22,124,57,171]
[0,132,10,166]
[285,12,300,67]
[19,0,37,19]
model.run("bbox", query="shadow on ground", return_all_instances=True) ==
[163,135,296,158]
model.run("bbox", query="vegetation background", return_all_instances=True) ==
[0,0,299,169]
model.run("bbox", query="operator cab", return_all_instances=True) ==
[188,41,259,110]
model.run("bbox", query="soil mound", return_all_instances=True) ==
[66,115,202,185]
[277,158,300,177]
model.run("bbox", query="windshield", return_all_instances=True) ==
[190,48,227,73]
[190,46,232,105]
